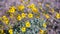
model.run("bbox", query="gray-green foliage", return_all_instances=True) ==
[13,18,47,34]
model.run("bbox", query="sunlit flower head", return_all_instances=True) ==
[17,14,22,21]
[25,21,31,28]
[9,29,13,34]
[8,6,16,13]
[28,13,33,18]
[56,13,60,19]
[17,4,25,11]
[21,27,26,32]
[21,13,26,18]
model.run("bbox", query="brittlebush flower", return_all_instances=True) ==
[8,6,15,13]
[17,4,25,11]
[2,16,9,25]
[21,27,26,32]
[28,3,38,13]
[56,13,60,19]
[9,29,13,34]
[32,7,38,13]
[25,21,31,28]
[27,3,35,9]
[28,13,33,18]
[45,14,50,19]
[40,30,44,34]
[21,13,26,18]
[30,3,35,8]
[17,14,22,21]
[43,23,47,28]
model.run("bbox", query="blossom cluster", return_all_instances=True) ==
[0,0,60,34]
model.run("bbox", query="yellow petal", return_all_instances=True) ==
[21,13,26,18]
[40,30,44,34]
[9,29,13,34]
[17,4,25,11]
[9,6,15,13]
[17,15,22,21]
[32,8,38,13]
[25,21,31,27]
[45,14,50,19]
[56,13,60,19]
[21,27,26,32]
[28,13,33,18]
[43,23,47,28]
[27,3,35,8]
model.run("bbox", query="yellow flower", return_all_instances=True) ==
[43,23,47,28]
[32,7,38,13]
[4,20,9,25]
[40,30,44,34]
[30,3,35,8]
[56,13,60,19]
[21,13,26,18]
[9,29,13,34]
[45,14,50,19]
[25,21,31,28]
[2,16,6,19]
[28,13,33,18]
[8,6,15,13]
[21,27,26,32]
[17,14,22,21]
[2,16,9,25]
[28,3,35,8]
[17,4,25,11]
